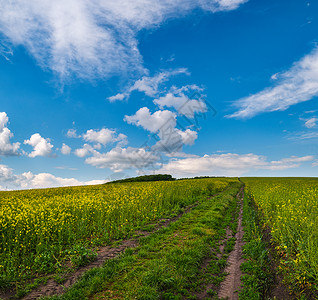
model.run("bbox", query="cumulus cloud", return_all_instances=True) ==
[152,128,198,153]
[154,85,207,118]
[0,112,20,156]
[125,107,198,153]
[74,144,95,158]
[82,128,127,146]
[228,47,318,119]
[108,68,189,102]
[85,147,159,172]
[304,117,317,128]
[176,129,198,145]
[60,143,71,155]
[24,133,53,157]
[0,164,15,184]
[125,107,176,133]
[0,1,247,81]
[156,153,314,177]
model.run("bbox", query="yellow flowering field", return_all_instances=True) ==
[243,177,318,292]
[0,177,235,287]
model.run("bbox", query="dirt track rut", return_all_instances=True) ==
[21,202,200,300]
[218,186,245,300]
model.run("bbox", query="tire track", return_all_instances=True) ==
[21,199,205,300]
[218,186,245,300]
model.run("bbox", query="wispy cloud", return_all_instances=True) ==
[228,47,318,119]
[287,131,318,140]
[108,68,189,102]
[0,1,247,81]
[304,117,317,128]
[66,129,79,138]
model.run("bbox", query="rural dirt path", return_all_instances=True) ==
[218,186,245,300]
[21,201,202,300]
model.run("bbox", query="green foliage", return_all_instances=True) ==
[239,192,272,299]
[109,174,175,183]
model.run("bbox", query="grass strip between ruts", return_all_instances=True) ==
[45,182,242,300]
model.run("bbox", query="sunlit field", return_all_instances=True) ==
[243,177,318,293]
[0,178,235,287]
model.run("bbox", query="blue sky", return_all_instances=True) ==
[0,0,318,189]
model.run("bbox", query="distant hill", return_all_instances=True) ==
[108,174,175,184]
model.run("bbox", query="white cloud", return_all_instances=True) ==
[108,68,189,101]
[116,134,129,147]
[66,129,79,138]
[0,163,107,190]
[152,128,198,153]
[270,72,279,80]
[0,1,247,81]
[85,147,159,172]
[176,129,198,145]
[60,143,71,155]
[312,160,318,167]
[304,117,317,128]
[152,129,184,153]
[228,47,318,119]
[266,156,314,170]
[0,164,15,183]
[130,69,189,97]
[154,85,207,118]
[82,128,127,146]
[287,131,318,140]
[74,143,95,158]
[55,166,78,170]
[24,133,53,158]
[125,107,198,153]
[108,93,126,102]
[0,112,20,156]
[156,153,314,177]
[125,107,176,133]
[17,172,107,189]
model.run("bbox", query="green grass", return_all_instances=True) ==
[239,191,273,300]
[45,182,242,300]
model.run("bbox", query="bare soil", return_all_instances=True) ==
[217,186,245,300]
[218,227,232,258]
